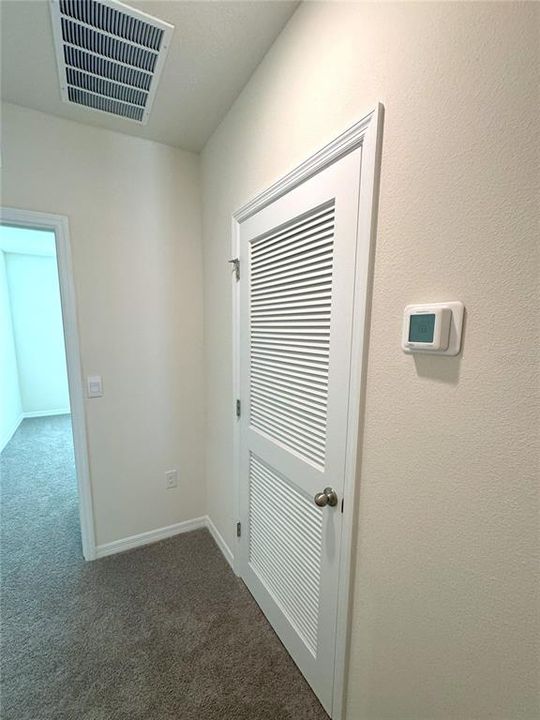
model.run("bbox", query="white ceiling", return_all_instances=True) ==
[0,0,299,152]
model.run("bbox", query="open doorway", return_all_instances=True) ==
[0,208,95,560]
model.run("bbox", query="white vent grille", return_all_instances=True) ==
[50,0,174,124]
[249,201,335,469]
[248,453,322,656]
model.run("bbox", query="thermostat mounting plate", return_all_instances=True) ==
[402,302,464,356]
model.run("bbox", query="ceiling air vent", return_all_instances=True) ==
[49,0,174,124]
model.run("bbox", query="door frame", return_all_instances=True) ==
[230,104,384,718]
[0,206,96,561]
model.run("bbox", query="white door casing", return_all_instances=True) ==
[232,106,383,719]
[0,207,96,561]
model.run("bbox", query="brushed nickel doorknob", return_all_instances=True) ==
[314,487,338,508]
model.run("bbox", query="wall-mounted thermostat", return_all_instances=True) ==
[402,302,464,355]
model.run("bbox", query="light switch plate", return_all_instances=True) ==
[87,375,103,398]
[165,469,178,489]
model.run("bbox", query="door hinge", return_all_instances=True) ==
[236,521,242,538]
[228,257,240,281]
[236,399,241,418]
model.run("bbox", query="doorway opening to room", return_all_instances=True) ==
[0,209,95,561]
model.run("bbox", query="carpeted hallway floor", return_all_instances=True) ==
[0,415,328,720]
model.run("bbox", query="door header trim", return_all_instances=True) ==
[234,104,383,224]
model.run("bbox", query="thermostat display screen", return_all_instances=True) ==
[409,313,435,343]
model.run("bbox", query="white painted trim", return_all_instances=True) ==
[230,104,384,720]
[331,103,384,720]
[0,207,97,561]
[95,516,234,565]
[23,409,71,418]
[0,413,24,454]
[95,516,207,559]
[233,107,380,224]
[0,412,71,455]
[231,216,242,576]
[206,515,234,570]
[1,410,71,452]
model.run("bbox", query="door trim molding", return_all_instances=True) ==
[234,106,382,224]
[230,104,384,719]
[0,206,97,561]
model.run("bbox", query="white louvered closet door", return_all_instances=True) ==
[238,148,362,714]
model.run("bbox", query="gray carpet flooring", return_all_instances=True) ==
[1,416,328,720]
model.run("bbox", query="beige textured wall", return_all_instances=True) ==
[201,3,539,718]
[1,103,206,547]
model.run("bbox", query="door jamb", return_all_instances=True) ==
[0,207,97,561]
[230,104,384,719]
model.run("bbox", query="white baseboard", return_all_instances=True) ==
[206,515,234,570]
[23,409,71,418]
[94,515,235,568]
[95,516,207,559]
[1,411,71,452]
[0,413,24,453]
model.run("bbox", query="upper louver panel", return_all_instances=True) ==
[249,201,336,470]
[49,0,174,125]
